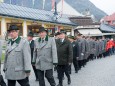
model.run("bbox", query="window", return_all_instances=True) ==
[27,25,42,37]
[112,20,115,24]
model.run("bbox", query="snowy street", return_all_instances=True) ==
[1,55,115,86]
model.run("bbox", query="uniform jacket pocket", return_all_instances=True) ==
[15,66,24,72]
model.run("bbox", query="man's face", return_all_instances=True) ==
[39,31,47,38]
[27,36,33,41]
[77,36,81,39]
[68,38,74,42]
[59,33,65,39]
[9,30,19,39]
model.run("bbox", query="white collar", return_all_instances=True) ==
[12,36,18,41]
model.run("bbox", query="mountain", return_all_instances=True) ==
[3,0,107,20]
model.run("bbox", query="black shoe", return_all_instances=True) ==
[57,84,63,86]
[68,79,71,85]
[62,77,65,80]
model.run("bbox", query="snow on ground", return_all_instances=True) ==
[1,55,115,86]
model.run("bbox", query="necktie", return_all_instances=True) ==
[42,39,44,43]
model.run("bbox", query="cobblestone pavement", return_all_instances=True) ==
[2,55,115,86]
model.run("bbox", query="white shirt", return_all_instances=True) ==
[61,39,65,42]
[12,36,18,41]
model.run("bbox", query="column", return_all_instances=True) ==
[23,20,27,37]
[71,27,74,36]
[1,18,6,37]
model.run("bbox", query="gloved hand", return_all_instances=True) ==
[76,57,79,60]
[68,63,71,66]
[81,53,84,56]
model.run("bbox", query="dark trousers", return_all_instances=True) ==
[89,54,94,60]
[68,65,71,74]
[98,54,102,59]
[32,65,38,79]
[78,60,84,69]
[57,65,70,85]
[103,52,107,57]
[8,77,30,86]
[73,58,79,72]
[37,69,56,86]
[0,75,6,86]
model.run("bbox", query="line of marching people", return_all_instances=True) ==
[54,31,115,86]
[66,34,115,74]
[1,24,115,86]
[54,32,115,85]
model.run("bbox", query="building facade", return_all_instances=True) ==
[0,3,76,38]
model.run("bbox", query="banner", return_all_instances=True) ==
[52,0,55,11]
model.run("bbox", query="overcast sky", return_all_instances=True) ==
[89,0,115,15]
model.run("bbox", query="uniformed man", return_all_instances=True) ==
[89,37,96,60]
[76,34,85,70]
[68,36,79,73]
[85,37,91,63]
[102,37,107,57]
[3,25,31,86]
[0,40,7,86]
[32,27,58,86]
[27,32,38,81]
[56,31,73,86]
[98,38,103,58]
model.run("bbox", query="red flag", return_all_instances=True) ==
[52,0,55,11]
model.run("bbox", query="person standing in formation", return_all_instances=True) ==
[3,25,31,86]
[56,31,73,86]
[0,40,7,86]
[32,27,58,86]
[27,32,39,81]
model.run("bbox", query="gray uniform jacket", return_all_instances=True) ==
[33,36,58,71]
[84,39,90,59]
[90,40,96,55]
[0,41,2,74]
[3,37,31,80]
[77,38,85,60]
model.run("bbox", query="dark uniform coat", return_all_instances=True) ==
[56,39,73,65]
[30,40,34,64]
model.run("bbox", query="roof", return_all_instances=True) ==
[70,16,100,26]
[100,24,115,32]
[0,3,77,26]
[103,13,115,21]
[78,28,102,36]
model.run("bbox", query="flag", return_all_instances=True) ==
[61,0,64,16]
[52,0,55,11]
[43,0,45,9]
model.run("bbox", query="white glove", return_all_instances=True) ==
[76,57,79,59]
[81,53,84,56]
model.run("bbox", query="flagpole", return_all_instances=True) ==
[10,0,11,4]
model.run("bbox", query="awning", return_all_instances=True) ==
[78,29,102,36]
[100,24,115,32]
